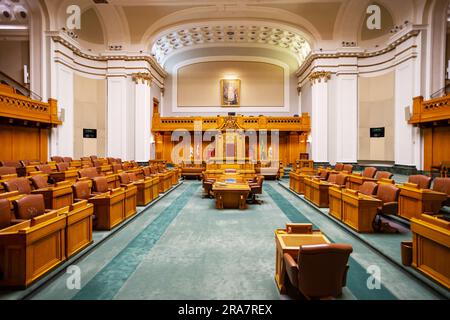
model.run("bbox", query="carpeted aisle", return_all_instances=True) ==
[29,181,443,300]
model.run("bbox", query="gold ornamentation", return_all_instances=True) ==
[309,71,331,84]
[132,72,153,85]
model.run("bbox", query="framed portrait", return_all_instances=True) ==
[220,79,241,107]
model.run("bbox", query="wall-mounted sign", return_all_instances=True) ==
[83,128,97,139]
[370,127,385,138]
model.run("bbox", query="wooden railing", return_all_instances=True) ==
[409,95,450,125]
[153,113,311,132]
[0,84,61,126]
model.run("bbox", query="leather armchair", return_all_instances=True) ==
[90,155,98,162]
[30,175,52,189]
[0,198,22,229]
[0,166,16,177]
[36,164,53,174]
[432,177,450,207]
[316,170,330,181]
[51,156,64,163]
[112,163,123,174]
[12,194,47,220]
[2,177,32,194]
[375,171,393,180]
[408,175,432,189]
[63,157,72,163]
[342,164,353,173]
[249,176,264,204]
[283,243,353,299]
[56,162,70,172]
[331,173,347,187]
[78,167,101,179]
[72,181,93,201]
[359,182,378,196]
[362,167,377,178]
[334,163,344,171]
[372,183,400,232]
[92,177,111,194]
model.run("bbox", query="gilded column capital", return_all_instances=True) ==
[132,72,153,85]
[309,71,331,84]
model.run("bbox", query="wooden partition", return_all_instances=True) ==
[0,124,49,162]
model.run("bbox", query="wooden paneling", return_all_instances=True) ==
[424,126,450,171]
[0,124,48,162]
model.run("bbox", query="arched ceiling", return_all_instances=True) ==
[151,22,311,67]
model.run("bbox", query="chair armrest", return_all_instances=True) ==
[381,202,398,215]
[283,253,299,287]
[11,219,26,225]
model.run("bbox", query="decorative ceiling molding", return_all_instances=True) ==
[151,22,311,67]
[309,71,331,84]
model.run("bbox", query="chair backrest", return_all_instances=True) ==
[13,194,46,220]
[342,164,353,173]
[335,173,347,186]
[376,183,400,204]
[30,175,49,190]
[63,157,72,163]
[408,175,432,189]
[359,182,378,196]
[0,199,12,229]
[107,157,116,165]
[128,173,138,182]
[90,155,98,162]
[56,162,70,172]
[327,173,338,184]
[36,164,52,174]
[432,178,450,195]
[78,167,99,179]
[118,173,131,185]
[72,181,91,200]
[0,166,16,176]
[362,167,377,178]
[334,163,344,171]
[3,178,31,194]
[112,163,122,173]
[51,156,64,163]
[142,167,151,177]
[92,160,102,168]
[297,244,353,298]
[1,160,22,168]
[375,171,393,180]
[92,176,109,193]
[319,170,329,180]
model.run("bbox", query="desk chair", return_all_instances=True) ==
[248,176,264,204]
[373,183,400,233]
[283,243,353,300]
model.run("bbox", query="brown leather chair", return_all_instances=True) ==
[51,156,64,163]
[362,167,377,178]
[334,163,344,171]
[112,163,123,174]
[375,171,393,180]
[78,167,100,179]
[12,194,46,220]
[333,173,348,187]
[30,175,51,190]
[92,160,102,168]
[283,243,353,299]
[373,183,400,232]
[92,177,110,194]
[327,173,338,184]
[0,166,16,176]
[0,199,13,229]
[72,181,92,201]
[118,172,132,185]
[90,155,98,162]
[0,160,22,168]
[36,164,53,174]
[2,177,32,194]
[249,176,264,204]
[317,170,330,181]
[63,157,72,163]
[408,175,432,189]
[359,182,378,196]
[56,162,70,172]
[432,177,450,207]
[342,164,353,173]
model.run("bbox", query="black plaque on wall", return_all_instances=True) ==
[83,129,97,139]
[370,127,385,138]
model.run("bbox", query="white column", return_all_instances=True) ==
[53,63,74,157]
[310,71,330,163]
[297,87,302,115]
[335,71,358,163]
[107,76,128,159]
[133,73,151,162]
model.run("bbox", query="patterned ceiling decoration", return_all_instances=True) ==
[151,23,311,67]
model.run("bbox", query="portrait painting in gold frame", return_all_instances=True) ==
[220,79,241,107]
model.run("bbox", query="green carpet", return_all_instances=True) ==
[264,183,397,300]
[72,183,200,300]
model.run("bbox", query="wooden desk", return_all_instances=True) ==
[304,177,332,208]
[341,189,382,233]
[31,182,74,209]
[399,183,447,220]
[274,229,330,293]
[289,171,300,193]
[88,188,126,230]
[329,185,344,220]
[64,200,94,258]
[411,215,450,289]
[212,183,250,210]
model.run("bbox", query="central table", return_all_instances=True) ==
[212,182,251,210]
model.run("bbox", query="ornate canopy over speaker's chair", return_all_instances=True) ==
[408,175,432,190]
[283,243,353,299]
